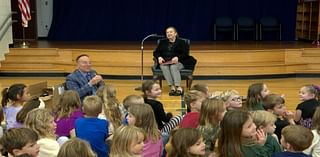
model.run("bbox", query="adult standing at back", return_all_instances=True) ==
[66,54,105,101]
[153,26,196,96]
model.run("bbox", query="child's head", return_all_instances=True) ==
[16,97,43,124]
[169,128,205,157]
[251,110,276,134]
[184,90,205,112]
[127,103,156,128]
[82,96,102,117]
[57,138,96,157]
[141,80,161,99]
[122,95,144,111]
[96,84,119,105]
[312,107,320,131]
[127,103,160,142]
[24,108,56,138]
[220,90,242,110]
[211,91,223,99]
[55,90,81,119]
[105,104,123,129]
[105,84,117,100]
[281,125,313,152]
[299,84,318,101]
[96,86,122,128]
[245,83,270,110]
[218,110,256,157]
[263,94,286,116]
[110,125,145,157]
[1,84,29,107]
[190,83,210,97]
[199,98,226,126]
[0,128,39,157]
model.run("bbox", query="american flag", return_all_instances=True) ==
[18,0,31,27]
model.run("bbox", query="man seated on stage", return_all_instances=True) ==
[66,54,105,101]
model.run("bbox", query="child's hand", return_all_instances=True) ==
[208,152,217,157]
[256,129,267,145]
[284,111,296,124]
[284,111,294,119]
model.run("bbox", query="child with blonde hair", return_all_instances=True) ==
[273,125,313,157]
[264,94,295,141]
[127,103,163,157]
[220,90,242,110]
[142,80,172,130]
[24,108,60,157]
[295,84,320,129]
[54,90,83,137]
[198,98,226,156]
[169,128,206,157]
[180,90,205,128]
[57,138,96,157]
[122,95,144,124]
[75,95,109,157]
[96,85,123,133]
[304,106,320,157]
[251,110,282,153]
[123,95,145,111]
[110,125,145,157]
[0,128,39,157]
[191,83,211,98]
[218,110,271,157]
[245,83,270,111]
[1,83,30,129]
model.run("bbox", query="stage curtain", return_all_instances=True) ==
[48,0,297,41]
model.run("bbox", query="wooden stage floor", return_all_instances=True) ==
[16,40,317,50]
[1,77,319,115]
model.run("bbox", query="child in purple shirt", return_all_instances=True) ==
[54,90,84,137]
[1,84,30,130]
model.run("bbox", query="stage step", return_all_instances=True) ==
[0,47,320,77]
[296,69,320,73]
[0,68,65,72]
[301,48,320,57]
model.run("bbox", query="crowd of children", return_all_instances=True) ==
[0,81,318,157]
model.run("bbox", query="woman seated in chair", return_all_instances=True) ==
[153,26,195,96]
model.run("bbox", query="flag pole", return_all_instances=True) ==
[20,26,29,48]
[18,0,31,48]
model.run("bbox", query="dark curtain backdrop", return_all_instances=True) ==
[48,0,298,41]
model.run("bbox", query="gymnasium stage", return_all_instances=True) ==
[3,40,319,79]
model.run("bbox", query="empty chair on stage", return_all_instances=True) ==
[214,17,236,40]
[259,16,281,41]
[236,17,257,40]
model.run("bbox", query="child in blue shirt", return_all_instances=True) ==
[75,95,109,157]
